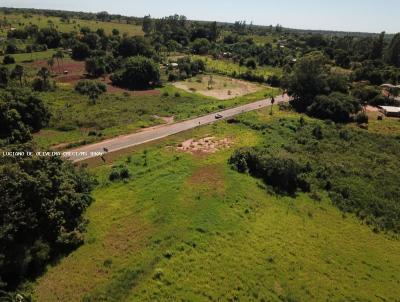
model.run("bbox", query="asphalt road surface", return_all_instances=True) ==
[66,94,289,162]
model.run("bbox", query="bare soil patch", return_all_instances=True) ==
[177,136,232,154]
[366,105,379,112]
[29,60,160,96]
[174,75,262,100]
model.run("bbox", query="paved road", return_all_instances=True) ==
[66,94,289,162]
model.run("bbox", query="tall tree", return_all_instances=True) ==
[142,15,154,36]
[370,31,385,60]
[386,33,400,67]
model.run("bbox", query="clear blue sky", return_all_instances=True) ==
[2,0,399,33]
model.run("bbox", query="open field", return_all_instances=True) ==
[32,108,400,302]
[0,12,143,37]
[0,49,57,63]
[173,74,263,100]
[193,55,283,79]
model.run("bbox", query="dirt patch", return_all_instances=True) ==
[30,59,85,75]
[177,136,232,154]
[366,105,379,112]
[174,75,262,100]
[153,115,175,124]
[187,164,226,195]
[30,60,160,96]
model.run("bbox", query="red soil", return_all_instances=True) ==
[29,59,160,96]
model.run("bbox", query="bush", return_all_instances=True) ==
[5,43,18,54]
[109,165,131,181]
[3,55,15,65]
[75,80,107,96]
[229,148,309,195]
[355,112,369,124]
[32,77,53,92]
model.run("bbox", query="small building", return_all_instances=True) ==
[379,106,400,117]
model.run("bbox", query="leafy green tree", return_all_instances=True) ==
[36,27,61,48]
[0,156,94,289]
[191,38,211,55]
[284,52,329,111]
[82,32,101,50]
[85,56,108,78]
[307,92,361,123]
[111,56,160,89]
[0,89,50,139]
[72,41,91,60]
[117,36,155,58]
[0,104,31,144]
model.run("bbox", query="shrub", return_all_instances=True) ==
[3,55,15,65]
[229,149,309,195]
[109,165,131,181]
[75,80,107,96]
[5,43,18,54]
[355,112,369,124]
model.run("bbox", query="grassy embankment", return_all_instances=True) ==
[32,107,400,302]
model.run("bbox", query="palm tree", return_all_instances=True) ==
[47,57,55,74]
[55,50,65,72]
[53,51,64,74]
[37,67,50,82]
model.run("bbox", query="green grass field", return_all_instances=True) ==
[31,108,400,302]
[193,55,283,79]
[0,49,56,63]
[0,12,143,37]
[33,84,279,149]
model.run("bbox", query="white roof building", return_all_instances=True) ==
[379,106,400,117]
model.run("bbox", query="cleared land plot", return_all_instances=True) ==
[174,74,263,100]
[193,55,283,79]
